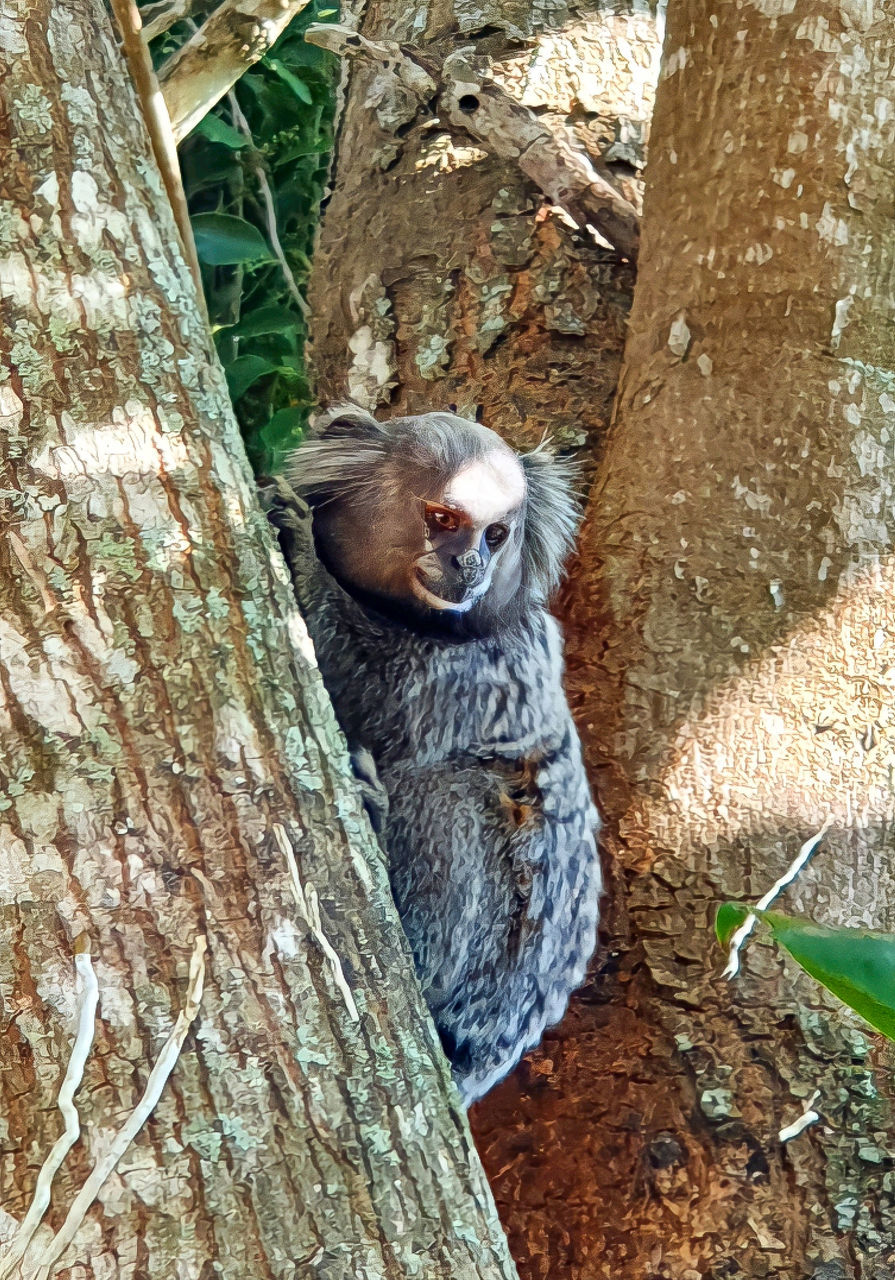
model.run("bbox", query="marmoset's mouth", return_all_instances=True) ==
[412,567,482,613]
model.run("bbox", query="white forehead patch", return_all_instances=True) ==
[443,449,525,524]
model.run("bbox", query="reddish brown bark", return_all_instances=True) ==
[479,0,895,1275]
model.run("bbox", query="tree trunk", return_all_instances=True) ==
[308,0,895,1276]
[0,1,517,1276]
[308,0,659,454]
[564,0,895,1274]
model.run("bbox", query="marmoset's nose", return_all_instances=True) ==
[453,548,485,585]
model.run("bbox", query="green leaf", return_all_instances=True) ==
[263,405,307,443]
[269,38,328,69]
[239,75,305,129]
[715,902,750,947]
[224,355,279,402]
[275,139,332,163]
[179,0,339,462]
[718,904,895,1042]
[195,114,248,150]
[259,407,308,471]
[192,214,274,265]
[266,57,314,104]
[763,912,895,1041]
[232,306,301,340]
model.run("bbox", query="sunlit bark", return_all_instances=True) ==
[308,0,658,456]
[568,0,895,1273]
[0,0,519,1275]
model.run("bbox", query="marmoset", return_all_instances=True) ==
[271,406,601,1104]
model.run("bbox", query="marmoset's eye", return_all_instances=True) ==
[485,523,509,549]
[426,505,461,533]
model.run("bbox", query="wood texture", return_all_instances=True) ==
[307,0,657,453]
[0,0,519,1274]
[308,0,895,1275]
[554,0,895,1272]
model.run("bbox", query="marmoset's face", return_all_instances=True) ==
[312,438,527,637]
[290,405,580,638]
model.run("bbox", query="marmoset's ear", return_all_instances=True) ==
[314,404,386,441]
[286,405,390,502]
[520,443,582,601]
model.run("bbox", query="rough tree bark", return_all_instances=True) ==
[308,0,895,1277]
[308,0,659,454]
[0,0,518,1276]
[568,0,895,1275]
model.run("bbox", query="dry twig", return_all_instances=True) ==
[159,0,313,142]
[304,22,640,259]
[227,93,309,317]
[110,0,206,308]
[0,942,98,1280]
[273,823,359,1021]
[722,818,833,979]
[31,939,205,1278]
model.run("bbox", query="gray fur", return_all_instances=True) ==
[273,408,601,1104]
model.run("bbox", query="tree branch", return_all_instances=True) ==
[227,93,310,317]
[304,23,640,260]
[159,0,313,142]
[440,51,640,261]
[109,0,207,311]
[141,0,195,42]
[30,938,207,1278]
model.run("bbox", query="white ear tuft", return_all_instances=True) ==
[520,443,582,600]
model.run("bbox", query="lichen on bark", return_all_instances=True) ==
[0,0,519,1275]
[308,0,895,1276]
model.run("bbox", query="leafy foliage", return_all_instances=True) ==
[717,903,895,1042]
[191,212,276,265]
[151,1,339,471]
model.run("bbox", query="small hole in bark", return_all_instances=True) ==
[458,94,480,113]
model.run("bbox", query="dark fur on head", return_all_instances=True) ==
[287,405,581,636]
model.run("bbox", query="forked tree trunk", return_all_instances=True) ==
[309,0,895,1276]
[308,0,659,455]
[0,1,517,1276]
